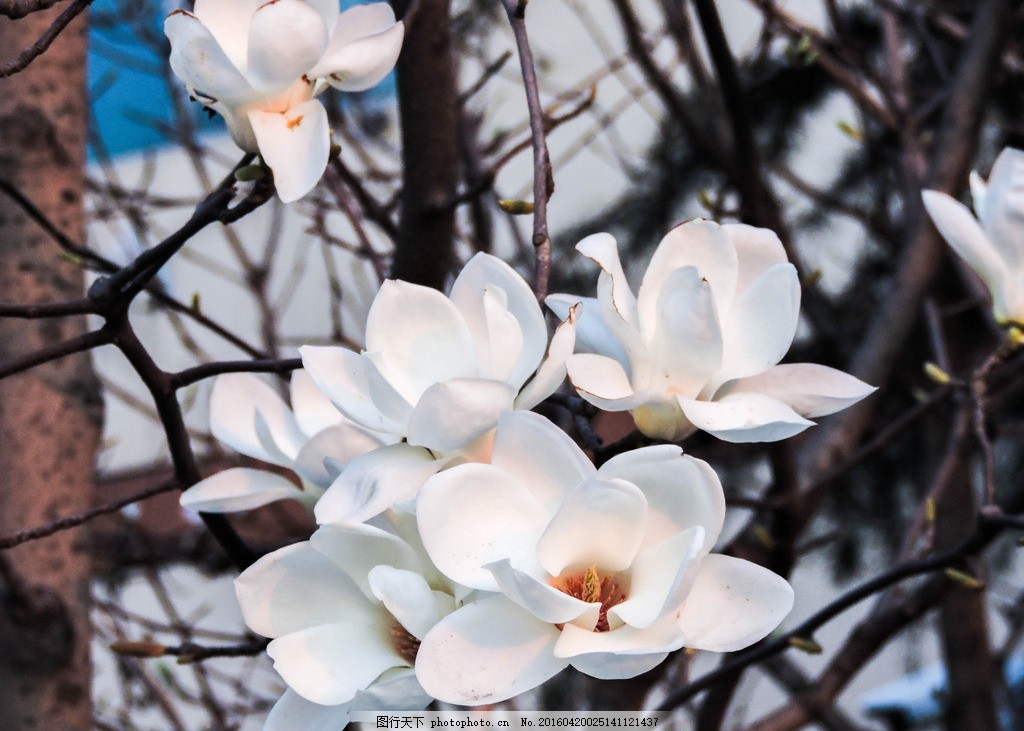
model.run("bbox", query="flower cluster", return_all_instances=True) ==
[924,147,1024,327]
[547,222,875,442]
[164,0,404,202]
[181,230,873,723]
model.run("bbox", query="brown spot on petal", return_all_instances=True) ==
[286,115,304,130]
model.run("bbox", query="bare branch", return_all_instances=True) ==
[0,0,91,76]
[501,0,554,300]
[0,479,177,550]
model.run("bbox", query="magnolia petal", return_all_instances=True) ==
[191,0,263,69]
[209,373,305,466]
[164,11,254,105]
[311,522,422,598]
[369,565,454,640]
[268,620,402,705]
[293,422,386,487]
[246,0,329,93]
[213,101,259,152]
[638,220,738,335]
[476,287,526,383]
[365,280,479,403]
[649,266,723,397]
[311,4,403,87]
[351,667,432,711]
[576,233,638,328]
[577,235,649,378]
[979,147,1024,274]
[305,0,340,28]
[675,554,794,652]
[265,689,351,731]
[254,409,302,467]
[555,620,684,675]
[416,463,549,591]
[598,448,725,554]
[546,294,630,370]
[716,263,800,385]
[569,650,669,680]
[486,558,597,626]
[452,253,547,388]
[313,21,404,91]
[416,595,567,706]
[922,190,1011,318]
[970,169,988,220]
[180,468,301,514]
[235,541,374,638]
[565,353,646,411]
[299,345,411,435]
[490,411,595,514]
[515,307,578,410]
[722,363,875,418]
[610,527,703,629]
[290,370,343,437]
[406,378,514,455]
[537,477,647,577]
[313,444,441,525]
[250,98,330,203]
[325,2,398,46]
[721,223,789,293]
[679,392,813,443]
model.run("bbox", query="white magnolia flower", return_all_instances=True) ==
[923,147,1024,326]
[235,512,457,722]
[301,252,576,524]
[548,222,874,442]
[165,0,404,202]
[180,371,391,515]
[263,672,425,731]
[414,411,794,705]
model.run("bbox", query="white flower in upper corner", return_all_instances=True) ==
[413,411,794,705]
[235,512,460,724]
[164,0,404,202]
[547,221,875,443]
[300,252,577,524]
[180,371,393,516]
[923,147,1024,326]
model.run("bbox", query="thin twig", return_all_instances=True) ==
[659,505,1013,710]
[0,327,109,380]
[0,479,178,549]
[0,0,92,78]
[0,297,95,318]
[501,0,553,300]
[170,357,303,390]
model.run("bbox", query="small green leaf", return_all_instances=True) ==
[235,164,266,182]
[923,362,950,385]
[789,636,823,654]
[944,568,983,590]
[499,199,534,215]
[837,120,863,142]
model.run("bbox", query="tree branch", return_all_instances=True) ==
[501,0,554,300]
[0,0,91,77]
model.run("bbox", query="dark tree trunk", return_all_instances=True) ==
[389,0,459,290]
[0,6,101,729]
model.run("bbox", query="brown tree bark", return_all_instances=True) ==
[0,5,100,730]
[389,0,459,290]
[935,456,999,731]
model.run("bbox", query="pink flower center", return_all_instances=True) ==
[551,566,627,633]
